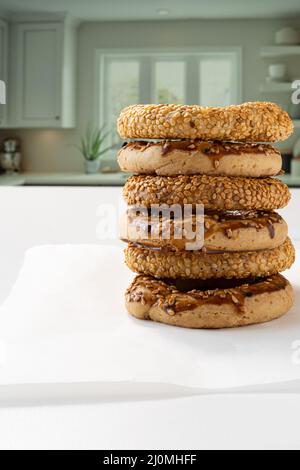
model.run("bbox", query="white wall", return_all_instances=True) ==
[1,17,300,172]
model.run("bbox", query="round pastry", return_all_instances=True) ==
[124,175,290,211]
[117,102,293,142]
[121,209,288,252]
[124,237,295,280]
[125,274,294,329]
[118,141,282,177]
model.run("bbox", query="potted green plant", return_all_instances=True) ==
[75,125,112,174]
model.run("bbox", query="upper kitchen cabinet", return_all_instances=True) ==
[0,18,8,128]
[9,17,77,128]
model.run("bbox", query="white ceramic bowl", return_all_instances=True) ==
[275,27,300,45]
[268,64,287,81]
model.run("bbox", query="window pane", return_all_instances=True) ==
[154,61,185,104]
[199,59,232,106]
[106,60,139,128]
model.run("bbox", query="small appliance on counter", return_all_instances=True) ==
[0,138,22,174]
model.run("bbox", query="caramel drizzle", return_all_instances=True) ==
[124,209,281,248]
[124,140,279,158]
[267,222,275,239]
[128,274,288,315]
[204,211,279,241]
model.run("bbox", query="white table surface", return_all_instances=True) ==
[0,186,300,450]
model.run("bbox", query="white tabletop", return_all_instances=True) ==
[1,393,300,450]
[0,186,300,450]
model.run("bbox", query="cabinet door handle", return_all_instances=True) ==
[55,116,60,120]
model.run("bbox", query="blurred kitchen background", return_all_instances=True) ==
[0,0,300,187]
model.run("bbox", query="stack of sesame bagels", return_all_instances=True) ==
[118,102,295,329]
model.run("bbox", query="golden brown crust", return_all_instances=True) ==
[125,274,294,328]
[124,237,295,280]
[118,141,282,177]
[123,175,290,211]
[121,209,288,252]
[117,102,294,142]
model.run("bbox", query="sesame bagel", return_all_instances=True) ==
[124,237,295,280]
[124,175,290,211]
[117,102,293,142]
[121,209,288,252]
[118,141,282,177]
[126,274,294,329]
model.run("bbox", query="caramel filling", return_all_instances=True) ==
[123,209,282,250]
[120,140,282,175]
[122,140,279,157]
[204,210,280,241]
[128,274,288,315]
[162,275,288,314]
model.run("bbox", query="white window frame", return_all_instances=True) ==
[95,47,242,127]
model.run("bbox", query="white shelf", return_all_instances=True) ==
[260,46,300,58]
[259,81,292,93]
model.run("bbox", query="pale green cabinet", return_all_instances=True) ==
[9,18,77,128]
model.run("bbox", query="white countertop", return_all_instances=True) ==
[1,172,300,188]
[1,393,300,450]
[0,186,300,450]
[0,174,25,186]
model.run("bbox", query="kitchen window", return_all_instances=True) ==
[96,48,242,139]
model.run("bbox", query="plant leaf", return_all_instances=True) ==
[74,123,113,160]
[97,145,113,157]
